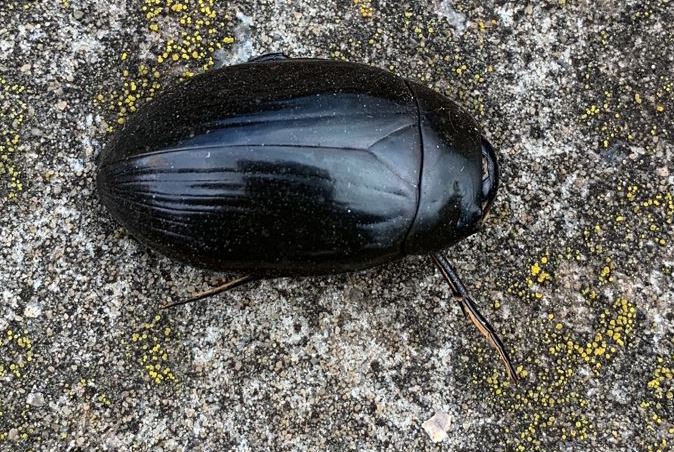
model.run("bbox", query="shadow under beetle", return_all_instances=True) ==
[96,53,518,382]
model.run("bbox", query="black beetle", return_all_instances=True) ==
[96,53,517,381]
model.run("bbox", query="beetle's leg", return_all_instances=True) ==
[431,253,518,383]
[161,275,258,309]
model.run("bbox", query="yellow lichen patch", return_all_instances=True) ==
[0,329,33,379]
[130,315,177,384]
[100,0,235,128]
[579,63,672,150]
[598,258,614,284]
[623,185,673,247]
[0,78,28,201]
[96,393,113,407]
[484,295,636,449]
[582,181,673,262]
[531,255,552,284]
[0,329,34,443]
[581,104,601,118]
[585,298,634,363]
[483,240,641,450]
[506,254,553,304]
[353,0,374,18]
[641,354,674,451]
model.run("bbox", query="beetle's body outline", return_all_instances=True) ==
[96,54,516,381]
[97,55,494,275]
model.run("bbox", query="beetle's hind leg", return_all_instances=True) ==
[431,253,519,383]
[161,275,258,309]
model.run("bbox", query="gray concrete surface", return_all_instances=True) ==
[0,0,672,450]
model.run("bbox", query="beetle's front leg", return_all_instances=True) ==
[431,253,518,383]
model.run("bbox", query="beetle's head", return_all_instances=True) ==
[479,137,499,222]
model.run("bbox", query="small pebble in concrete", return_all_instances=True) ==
[422,412,452,443]
[26,392,45,408]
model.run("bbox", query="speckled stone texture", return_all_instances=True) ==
[0,1,672,450]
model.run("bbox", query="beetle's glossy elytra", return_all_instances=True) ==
[97,55,497,276]
[96,55,517,382]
